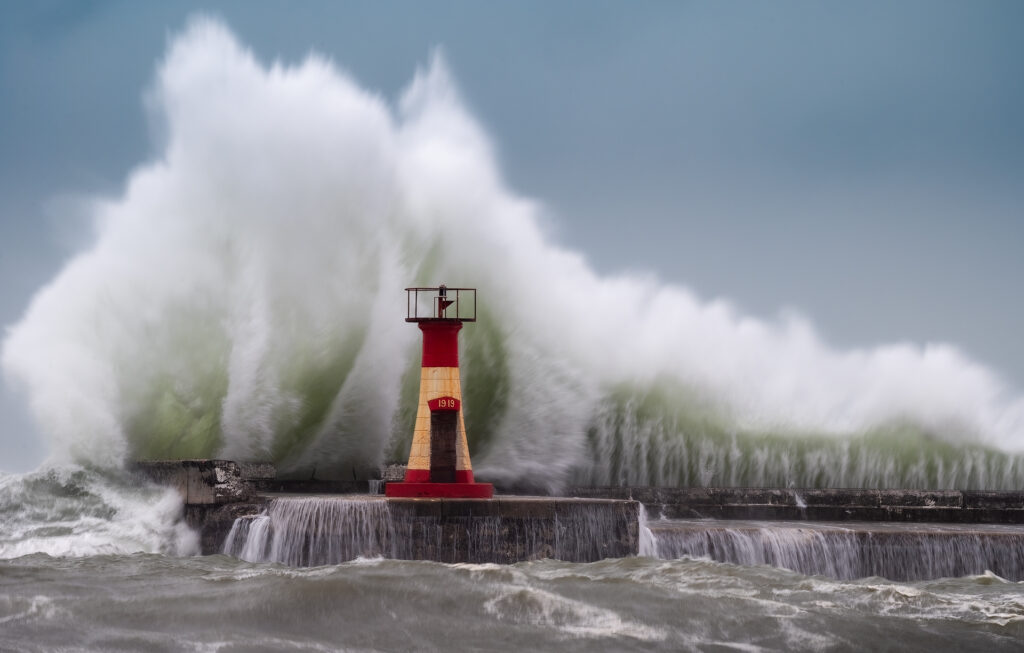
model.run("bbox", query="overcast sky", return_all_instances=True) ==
[1,1,1022,471]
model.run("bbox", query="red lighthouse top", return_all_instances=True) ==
[405,286,476,322]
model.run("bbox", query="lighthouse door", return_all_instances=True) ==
[429,411,458,482]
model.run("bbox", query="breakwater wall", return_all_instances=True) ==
[645,520,1024,581]
[225,495,637,565]
[571,487,1024,523]
[133,460,638,562]
[134,461,1024,575]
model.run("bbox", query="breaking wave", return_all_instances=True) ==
[0,466,196,559]
[3,17,1024,490]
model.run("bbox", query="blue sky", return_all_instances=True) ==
[1,1,1022,470]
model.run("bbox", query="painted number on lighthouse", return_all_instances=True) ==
[429,397,461,412]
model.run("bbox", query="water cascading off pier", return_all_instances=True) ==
[643,519,1024,581]
[135,459,1024,577]
[222,495,638,565]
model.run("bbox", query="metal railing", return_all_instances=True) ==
[405,286,477,322]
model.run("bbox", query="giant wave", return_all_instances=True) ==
[4,18,1024,491]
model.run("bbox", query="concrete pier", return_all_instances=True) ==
[570,487,1024,523]
[645,519,1024,581]
[135,461,1024,566]
[134,461,638,562]
[223,494,639,564]
[381,495,637,562]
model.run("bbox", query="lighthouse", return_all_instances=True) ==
[385,285,494,498]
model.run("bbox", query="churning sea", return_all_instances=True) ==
[2,467,1023,652]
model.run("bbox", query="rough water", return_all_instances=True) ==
[4,468,1024,651]
[3,550,1024,652]
[0,467,196,560]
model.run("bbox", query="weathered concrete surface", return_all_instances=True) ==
[379,463,407,482]
[569,487,1024,523]
[237,462,276,481]
[252,479,370,494]
[381,496,639,563]
[133,460,255,505]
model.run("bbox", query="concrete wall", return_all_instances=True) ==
[133,459,639,561]
[134,460,1024,566]
[133,459,259,505]
[383,497,638,563]
[220,495,638,564]
[570,487,1024,523]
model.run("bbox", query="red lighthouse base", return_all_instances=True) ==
[385,482,493,498]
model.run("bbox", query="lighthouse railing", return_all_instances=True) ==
[405,287,477,322]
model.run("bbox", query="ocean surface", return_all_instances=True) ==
[3,550,1024,652]
[2,467,1024,652]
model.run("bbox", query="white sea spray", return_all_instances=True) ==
[2,17,1023,490]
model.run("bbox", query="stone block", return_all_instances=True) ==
[237,462,276,481]
[441,498,500,517]
[134,459,254,505]
[379,463,407,482]
[963,491,1024,510]
[498,496,555,519]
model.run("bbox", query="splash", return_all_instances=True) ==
[3,18,1024,489]
[0,466,197,559]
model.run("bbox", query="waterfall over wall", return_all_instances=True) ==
[224,498,393,565]
[223,495,638,565]
[645,520,1024,581]
[222,497,1024,581]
